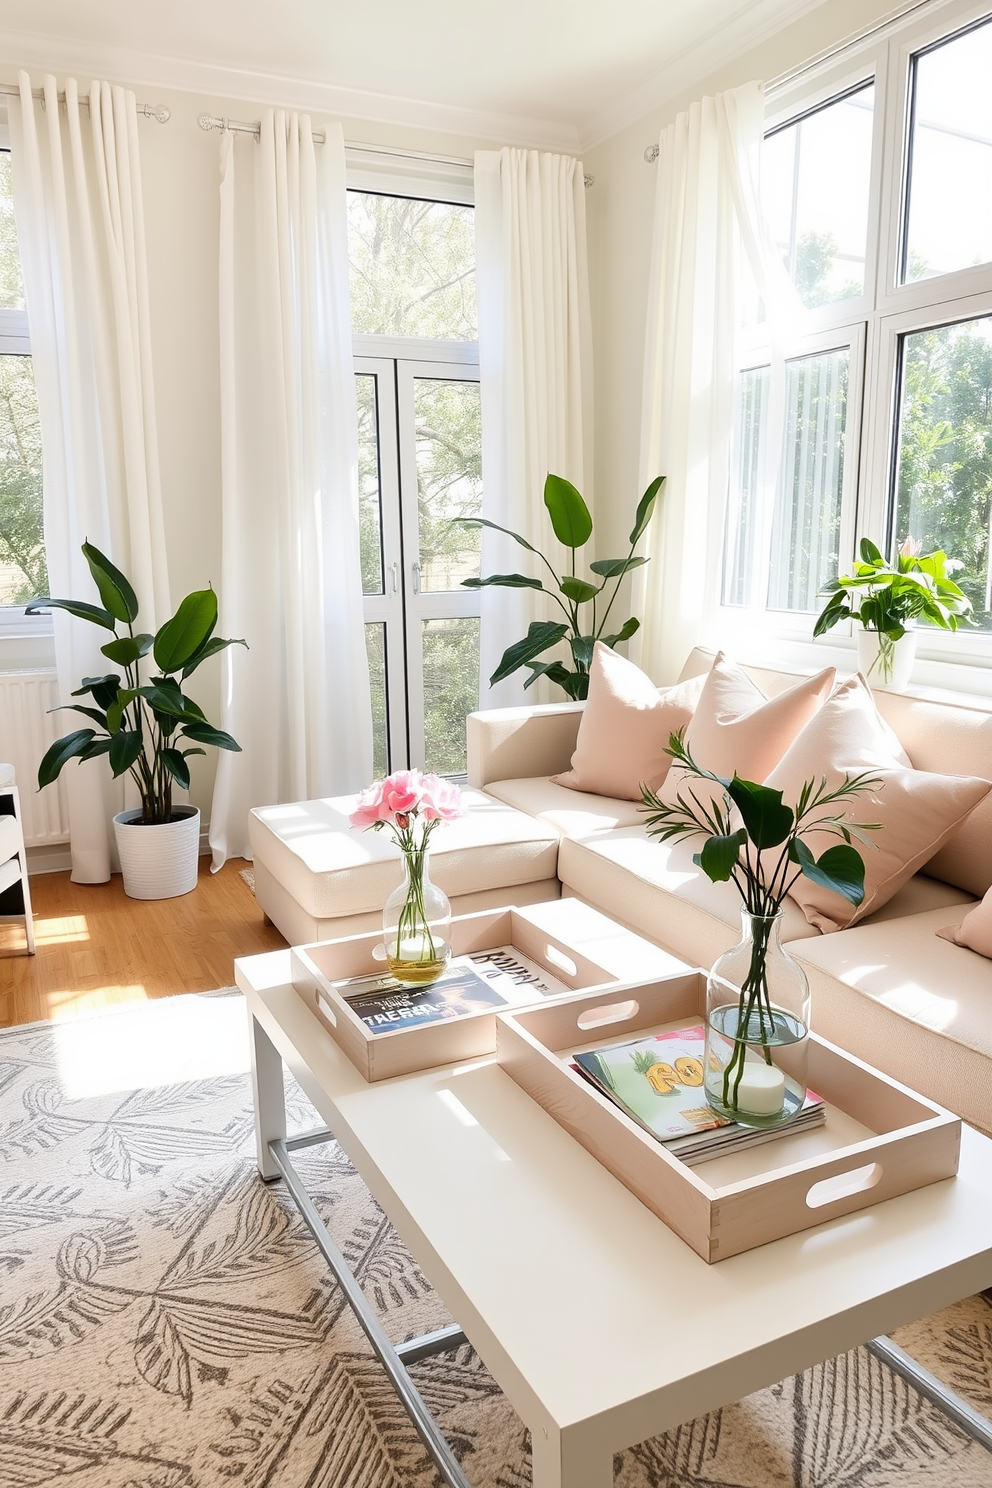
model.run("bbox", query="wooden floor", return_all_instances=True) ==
[0,859,287,1027]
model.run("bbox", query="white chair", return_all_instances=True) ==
[0,764,35,955]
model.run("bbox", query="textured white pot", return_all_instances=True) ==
[113,806,200,900]
[856,627,917,691]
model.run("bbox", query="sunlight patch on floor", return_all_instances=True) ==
[33,914,90,945]
[52,990,251,1099]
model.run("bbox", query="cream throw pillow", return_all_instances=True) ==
[551,642,705,800]
[765,674,992,933]
[937,889,992,956]
[658,653,835,811]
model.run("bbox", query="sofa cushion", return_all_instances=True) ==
[679,645,992,898]
[249,789,560,921]
[937,884,992,957]
[558,826,974,971]
[485,776,645,838]
[658,653,834,812]
[765,674,991,932]
[551,643,705,799]
[787,905,992,1132]
[557,830,820,972]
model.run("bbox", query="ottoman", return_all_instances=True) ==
[248,788,561,947]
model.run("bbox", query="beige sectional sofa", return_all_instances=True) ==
[469,648,992,1133]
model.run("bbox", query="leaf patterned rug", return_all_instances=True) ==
[1,990,992,1488]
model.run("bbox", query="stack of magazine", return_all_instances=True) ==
[332,946,573,1034]
[570,1024,825,1167]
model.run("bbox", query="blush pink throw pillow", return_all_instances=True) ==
[551,642,705,800]
[765,674,992,933]
[658,653,835,810]
[937,889,992,956]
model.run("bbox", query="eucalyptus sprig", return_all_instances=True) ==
[640,730,883,916]
[642,731,882,1111]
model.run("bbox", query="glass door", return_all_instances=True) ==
[357,355,482,777]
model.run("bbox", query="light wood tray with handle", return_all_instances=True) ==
[496,970,961,1262]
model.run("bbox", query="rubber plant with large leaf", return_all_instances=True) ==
[457,473,663,700]
[27,542,246,823]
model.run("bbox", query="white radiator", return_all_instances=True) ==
[0,670,70,846]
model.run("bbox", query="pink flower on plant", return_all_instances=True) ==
[898,535,923,558]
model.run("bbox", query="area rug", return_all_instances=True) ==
[1,992,991,1488]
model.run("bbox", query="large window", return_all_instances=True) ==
[348,184,481,777]
[0,151,44,610]
[722,2,992,676]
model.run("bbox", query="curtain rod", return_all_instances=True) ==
[196,115,595,184]
[0,81,170,122]
[644,0,935,161]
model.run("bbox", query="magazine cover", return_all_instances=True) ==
[339,962,508,1033]
[572,1026,731,1139]
[572,1024,820,1147]
[333,944,572,1034]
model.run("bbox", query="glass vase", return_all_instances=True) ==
[383,843,452,985]
[704,908,810,1129]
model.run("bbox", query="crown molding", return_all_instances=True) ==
[0,26,582,153]
[577,0,830,150]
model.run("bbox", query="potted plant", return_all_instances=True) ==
[27,542,246,900]
[455,472,663,700]
[641,733,879,1127]
[813,537,974,690]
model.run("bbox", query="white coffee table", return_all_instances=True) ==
[235,913,992,1488]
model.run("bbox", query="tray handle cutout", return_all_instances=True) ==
[312,986,336,1026]
[806,1162,882,1210]
[576,999,641,1031]
[543,944,578,979]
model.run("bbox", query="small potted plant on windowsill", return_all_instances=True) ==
[27,542,246,900]
[813,537,974,690]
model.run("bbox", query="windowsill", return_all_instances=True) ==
[714,628,992,713]
[0,610,56,671]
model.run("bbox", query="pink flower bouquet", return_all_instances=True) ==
[350,771,464,981]
[349,769,463,840]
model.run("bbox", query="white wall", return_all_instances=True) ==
[583,0,902,562]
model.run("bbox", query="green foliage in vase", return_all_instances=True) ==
[455,472,664,701]
[814,537,974,643]
[26,543,246,825]
[641,731,881,919]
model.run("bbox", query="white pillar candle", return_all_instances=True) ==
[734,1063,786,1117]
[396,934,435,962]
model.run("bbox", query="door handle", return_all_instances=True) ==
[390,562,399,593]
[412,562,421,595]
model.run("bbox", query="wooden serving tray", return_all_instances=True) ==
[496,970,962,1262]
[290,903,642,1082]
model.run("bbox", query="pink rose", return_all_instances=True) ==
[380,770,423,822]
[349,779,388,829]
[419,773,464,822]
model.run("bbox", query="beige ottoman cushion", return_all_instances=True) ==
[249,788,560,923]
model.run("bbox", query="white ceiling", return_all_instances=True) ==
[0,0,831,149]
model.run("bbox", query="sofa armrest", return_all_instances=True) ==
[466,702,585,788]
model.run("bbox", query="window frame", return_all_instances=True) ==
[719,0,992,695]
[0,125,51,647]
[347,162,481,775]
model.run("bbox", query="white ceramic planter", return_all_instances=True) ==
[856,627,917,692]
[113,805,200,900]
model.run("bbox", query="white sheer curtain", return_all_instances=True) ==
[632,81,774,684]
[209,113,371,867]
[474,147,593,707]
[9,72,170,882]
